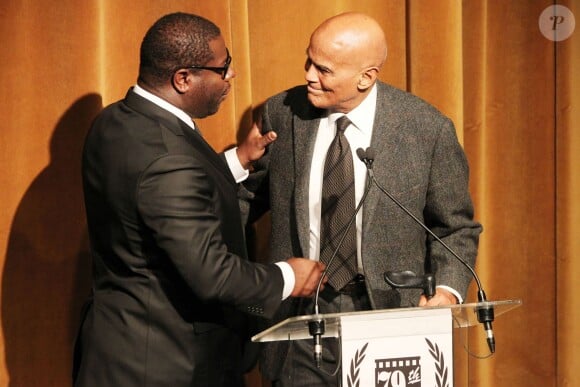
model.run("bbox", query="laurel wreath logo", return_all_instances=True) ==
[347,339,449,386]
[347,342,368,387]
[425,338,449,387]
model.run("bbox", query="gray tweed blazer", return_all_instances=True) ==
[244,81,482,379]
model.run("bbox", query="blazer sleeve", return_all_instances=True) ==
[424,117,483,298]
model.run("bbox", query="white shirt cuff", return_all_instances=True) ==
[275,262,295,300]
[224,147,249,183]
[437,285,463,304]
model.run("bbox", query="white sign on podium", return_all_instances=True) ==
[341,308,452,387]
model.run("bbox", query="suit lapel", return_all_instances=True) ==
[181,126,236,186]
[293,110,321,256]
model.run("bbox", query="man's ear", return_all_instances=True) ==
[358,67,379,91]
[172,69,192,94]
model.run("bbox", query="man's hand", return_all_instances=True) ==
[286,258,327,298]
[418,288,458,307]
[236,123,277,170]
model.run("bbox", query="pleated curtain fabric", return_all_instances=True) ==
[319,115,357,291]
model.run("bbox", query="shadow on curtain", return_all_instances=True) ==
[2,94,101,386]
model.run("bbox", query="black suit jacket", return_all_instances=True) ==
[74,89,284,386]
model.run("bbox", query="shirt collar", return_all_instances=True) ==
[132,84,196,130]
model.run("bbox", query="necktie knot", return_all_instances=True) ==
[335,116,351,134]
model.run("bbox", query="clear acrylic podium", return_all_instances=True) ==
[252,299,521,386]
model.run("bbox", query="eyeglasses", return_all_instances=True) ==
[187,48,232,80]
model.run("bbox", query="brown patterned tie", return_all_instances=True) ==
[319,116,357,291]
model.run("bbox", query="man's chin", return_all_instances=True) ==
[194,105,220,119]
[306,92,327,109]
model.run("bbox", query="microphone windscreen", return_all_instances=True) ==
[365,147,376,161]
[356,147,366,161]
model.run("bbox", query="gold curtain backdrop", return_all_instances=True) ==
[0,1,578,386]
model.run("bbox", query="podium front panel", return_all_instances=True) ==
[340,308,453,387]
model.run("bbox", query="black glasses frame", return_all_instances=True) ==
[187,48,231,79]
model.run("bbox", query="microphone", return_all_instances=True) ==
[310,152,374,368]
[357,147,495,354]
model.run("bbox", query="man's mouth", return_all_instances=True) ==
[307,84,323,95]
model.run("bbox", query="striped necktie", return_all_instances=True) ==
[319,116,357,291]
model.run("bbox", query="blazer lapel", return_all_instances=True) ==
[181,126,236,186]
[363,82,404,230]
[293,112,321,256]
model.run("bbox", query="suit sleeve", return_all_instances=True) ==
[136,154,283,318]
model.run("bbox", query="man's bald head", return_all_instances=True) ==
[304,13,387,113]
[311,12,387,70]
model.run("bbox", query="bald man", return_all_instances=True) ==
[239,12,482,386]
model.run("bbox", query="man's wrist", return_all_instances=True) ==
[275,261,295,300]
[224,147,249,183]
[437,285,463,304]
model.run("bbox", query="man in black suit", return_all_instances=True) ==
[73,12,325,387]
[236,12,482,387]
